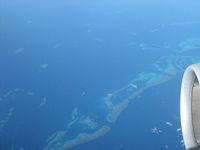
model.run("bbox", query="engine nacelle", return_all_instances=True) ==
[181,63,200,150]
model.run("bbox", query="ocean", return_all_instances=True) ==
[1,0,200,149]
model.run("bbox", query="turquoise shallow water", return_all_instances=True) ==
[1,0,200,150]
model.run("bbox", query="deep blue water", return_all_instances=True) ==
[1,0,200,150]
